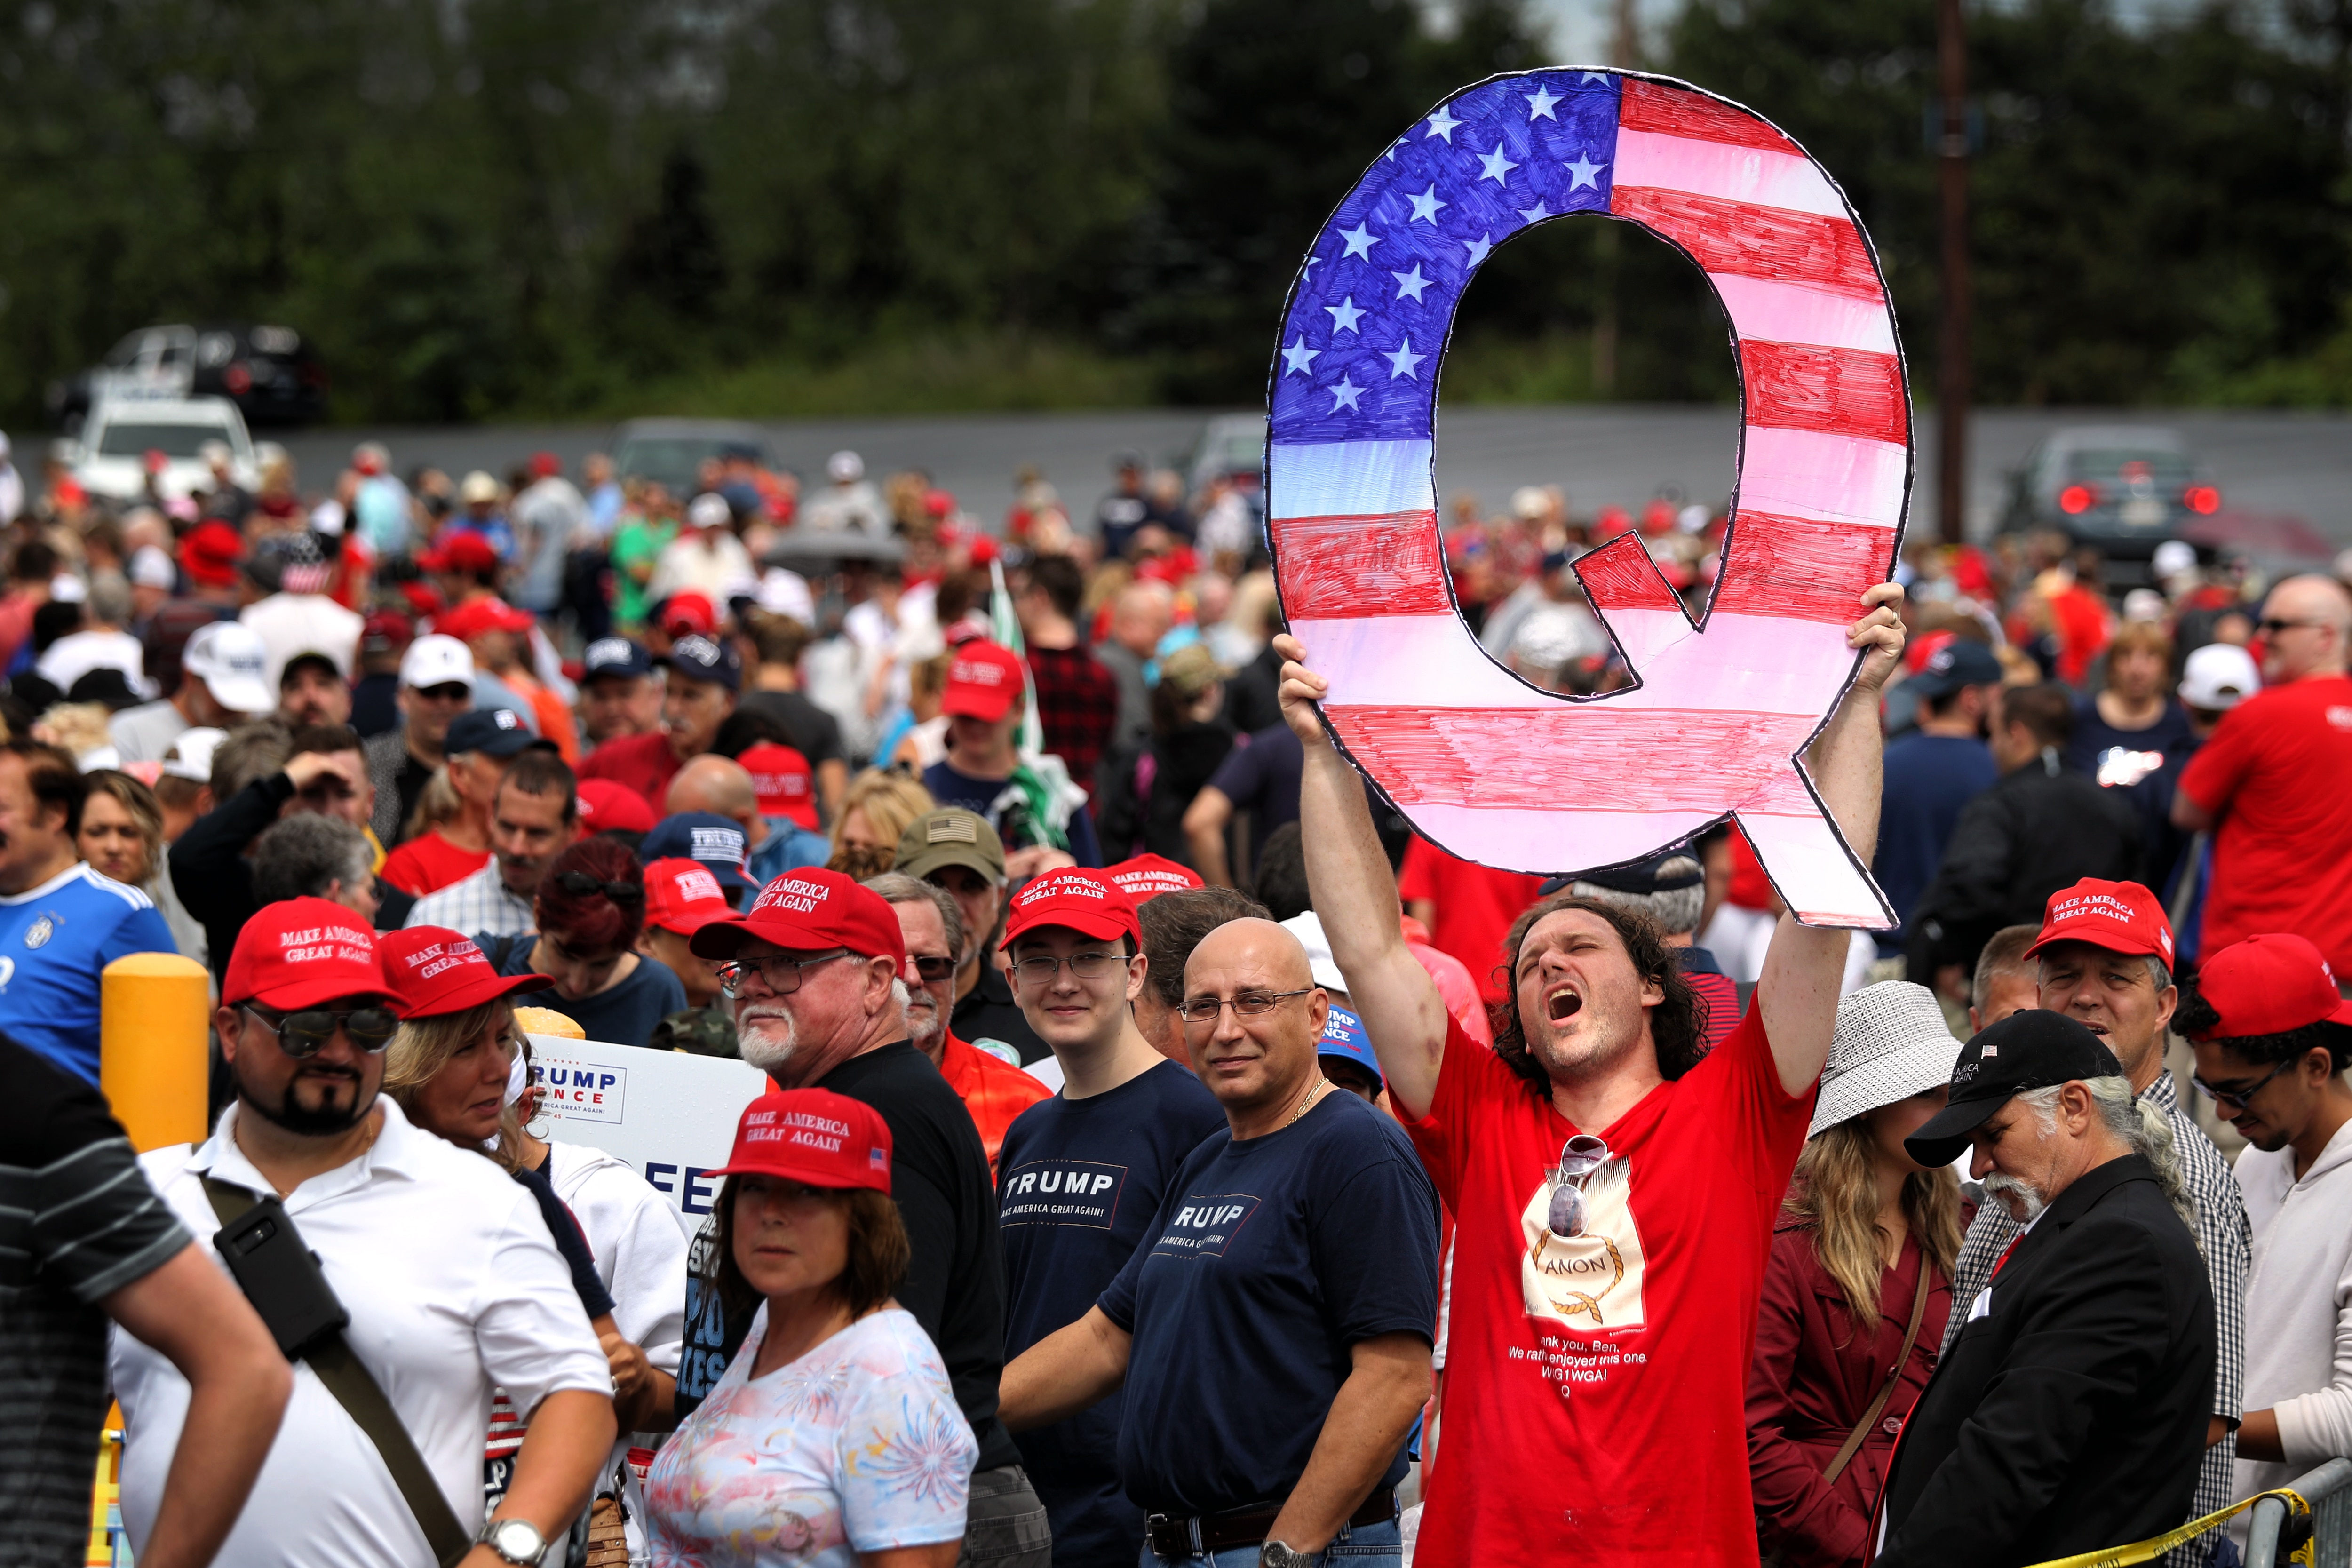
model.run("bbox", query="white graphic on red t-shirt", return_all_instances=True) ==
[1517,1142,1646,1331]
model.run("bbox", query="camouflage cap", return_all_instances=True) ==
[651,1007,739,1059]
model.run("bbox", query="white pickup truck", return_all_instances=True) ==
[64,395,262,504]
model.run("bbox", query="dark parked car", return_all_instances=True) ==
[47,323,327,429]
[612,418,774,497]
[1997,426,2221,563]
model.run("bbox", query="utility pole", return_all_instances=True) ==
[1936,0,1971,545]
[1591,0,1637,397]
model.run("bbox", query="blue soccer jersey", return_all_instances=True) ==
[0,864,177,1083]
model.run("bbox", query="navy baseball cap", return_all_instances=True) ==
[445,708,554,760]
[1906,638,2003,703]
[641,812,757,893]
[1904,1010,2124,1167]
[655,632,742,692]
[1319,1004,1383,1089]
[582,637,652,682]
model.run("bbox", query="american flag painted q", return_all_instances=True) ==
[1266,69,1909,929]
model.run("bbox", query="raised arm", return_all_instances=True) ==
[1276,633,1450,1119]
[1756,583,1905,1098]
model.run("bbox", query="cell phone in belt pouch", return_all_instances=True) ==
[212,1196,350,1357]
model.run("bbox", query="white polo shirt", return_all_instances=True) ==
[111,1097,611,1568]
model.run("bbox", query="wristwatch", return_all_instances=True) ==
[1259,1543,1307,1568]
[478,1518,548,1567]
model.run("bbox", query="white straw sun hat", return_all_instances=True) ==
[1810,981,1965,1139]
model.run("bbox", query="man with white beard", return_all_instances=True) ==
[671,868,1050,1567]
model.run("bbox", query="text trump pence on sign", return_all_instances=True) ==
[1266,69,1912,926]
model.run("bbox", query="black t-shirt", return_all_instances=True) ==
[391,751,436,845]
[738,689,846,768]
[953,961,1051,1067]
[0,1035,190,1562]
[1099,1088,1439,1517]
[510,1162,616,1319]
[674,1042,1022,1474]
[352,672,401,738]
[997,1060,1229,1561]
[1205,723,1304,862]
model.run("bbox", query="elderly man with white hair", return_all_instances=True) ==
[1875,1009,2217,1568]
[675,868,1049,1566]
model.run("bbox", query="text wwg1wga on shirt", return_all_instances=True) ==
[645,1305,977,1568]
[1398,1000,1812,1568]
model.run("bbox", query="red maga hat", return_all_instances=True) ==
[999,867,1140,950]
[660,591,717,638]
[576,778,659,835]
[738,741,819,831]
[436,597,535,642]
[422,531,501,576]
[1102,853,1204,903]
[710,1088,892,1193]
[2189,934,2352,1039]
[689,868,907,965]
[643,857,740,938]
[224,898,393,1011]
[941,641,1025,723]
[2025,878,2175,967]
[376,926,555,1019]
[181,520,245,588]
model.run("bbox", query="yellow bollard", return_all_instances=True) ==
[100,952,212,1154]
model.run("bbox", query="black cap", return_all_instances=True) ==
[1906,638,2003,702]
[582,637,652,681]
[1540,848,1705,899]
[445,707,556,760]
[1903,1010,2124,1166]
[654,632,742,692]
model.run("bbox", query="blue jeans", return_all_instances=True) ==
[1139,1516,1402,1566]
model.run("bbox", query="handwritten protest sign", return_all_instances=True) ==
[1267,70,1908,928]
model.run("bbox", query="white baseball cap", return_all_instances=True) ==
[2153,540,2197,578]
[686,492,732,530]
[827,450,864,483]
[129,546,176,591]
[400,633,476,691]
[2180,641,2260,712]
[1278,910,1350,997]
[162,727,227,784]
[181,621,273,714]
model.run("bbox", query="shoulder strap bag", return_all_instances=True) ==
[202,1175,474,1568]
[1821,1258,1933,1488]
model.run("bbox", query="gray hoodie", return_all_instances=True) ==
[2233,1115,2352,1523]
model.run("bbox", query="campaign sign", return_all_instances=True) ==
[527,1033,769,1218]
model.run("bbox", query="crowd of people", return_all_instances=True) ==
[4,428,2351,1568]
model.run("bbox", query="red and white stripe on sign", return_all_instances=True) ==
[1269,510,1452,619]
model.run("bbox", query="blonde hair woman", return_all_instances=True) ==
[78,769,165,889]
[825,768,935,881]
[1748,983,1967,1567]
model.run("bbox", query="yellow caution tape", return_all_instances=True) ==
[2018,1488,2310,1568]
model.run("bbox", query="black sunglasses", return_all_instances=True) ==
[2192,1057,2297,1112]
[554,870,645,904]
[244,1004,400,1058]
[908,955,957,982]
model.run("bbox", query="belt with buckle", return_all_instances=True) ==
[1144,1486,1396,1557]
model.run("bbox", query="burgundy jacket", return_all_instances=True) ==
[1746,1219,1958,1568]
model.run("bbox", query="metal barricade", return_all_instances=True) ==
[2248,1458,2352,1568]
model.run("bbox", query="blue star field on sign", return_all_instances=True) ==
[1271,73,1619,446]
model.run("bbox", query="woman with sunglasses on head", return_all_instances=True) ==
[1747,983,1968,1568]
[476,836,686,1048]
[381,925,690,1556]
[645,1087,977,1568]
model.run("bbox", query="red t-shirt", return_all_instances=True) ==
[378,829,491,897]
[578,728,685,808]
[1400,1000,1812,1567]
[2178,674,2352,969]
[1396,838,1545,1004]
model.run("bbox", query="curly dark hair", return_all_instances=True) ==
[2177,977,2352,1073]
[1488,893,1709,1097]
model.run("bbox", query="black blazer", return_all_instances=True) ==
[1876,1154,2214,1568]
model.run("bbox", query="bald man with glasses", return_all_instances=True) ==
[1001,916,1438,1568]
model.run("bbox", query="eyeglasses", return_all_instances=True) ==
[554,870,644,904]
[717,949,851,999]
[243,1003,400,1058]
[1012,951,1124,985]
[906,955,958,982]
[2257,617,2325,637]
[1176,987,1316,1026]
[2192,1057,2296,1111]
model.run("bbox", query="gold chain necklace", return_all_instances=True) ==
[1284,1077,1328,1129]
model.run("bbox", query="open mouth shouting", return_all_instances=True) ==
[1546,983,1585,1025]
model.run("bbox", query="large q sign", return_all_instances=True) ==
[1268,69,1908,929]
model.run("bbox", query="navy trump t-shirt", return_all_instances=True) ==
[997,1059,1228,1564]
[1098,1087,1440,1518]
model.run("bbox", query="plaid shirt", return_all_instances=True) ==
[1026,645,1119,798]
[1942,1069,2249,1567]
[403,860,535,940]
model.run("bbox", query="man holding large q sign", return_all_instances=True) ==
[1278,581,1904,1568]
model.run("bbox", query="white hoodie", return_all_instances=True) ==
[2233,1115,2352,1511]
